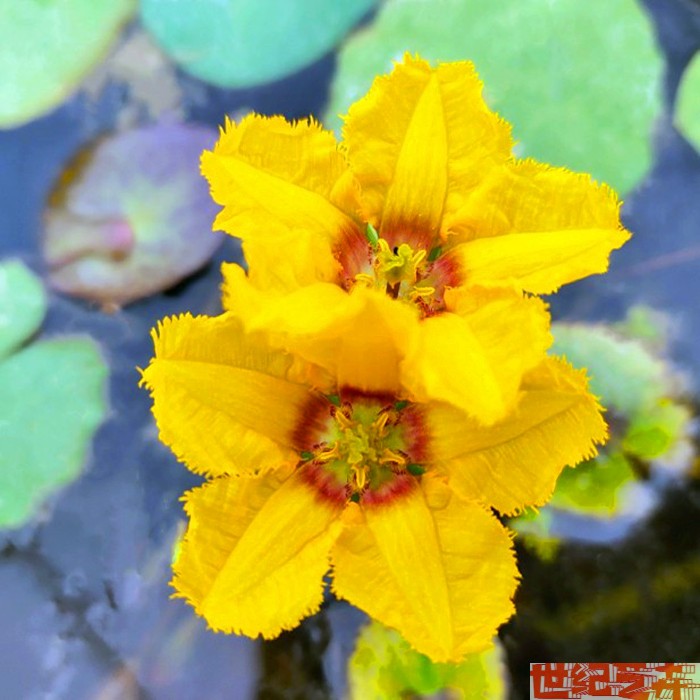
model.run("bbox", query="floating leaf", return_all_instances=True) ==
[552,323,669,417]
[550,453,637,517]
[43,123,223,307]
[326,0,663,193]
[539,315,693,520]
[348,621,506,699]
[0,338,108,529]
[0,0,136,129]
[140,0,376,88]
[0,261,46,361]
[676,51,700,152]
[623,401,691,461]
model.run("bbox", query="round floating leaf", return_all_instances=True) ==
[326,0,663,193]
[0,0,136,129]
[140,0,376,88]
[676,52,700,151]
[43,123,223,306]
[0,338,108,529]
[0,260,46,361]
[552,323,669,416]
[550,453,637,517]
[623,401,691,461]
[348,621,506,699]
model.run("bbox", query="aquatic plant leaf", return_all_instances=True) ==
[43,123,223,306]
[348,620,506,699]
[140,0,376,88]
[551,323,668,416]
[676,52,700,152]
[623,401,691,460]
[0,261,46,361]
[549,453,636,517]
[326,0,663,193]
[545,317,692,518]
[0,0,135,128]
[0,338,108,529]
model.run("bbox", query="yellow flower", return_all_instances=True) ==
[140,309,606,662]
[201,54,629,420]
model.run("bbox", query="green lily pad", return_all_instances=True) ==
[43,123,223,306]
[0,338,108,529]
[348,621,506,699]
[0,261,46,361]
[552,323,668,417]
[140,0,376,88]
[0,0,136,129]
[550,453,637,517]
[623,401,691,461]
[326,0,663,193]
[676,52,700,151]
[542,315,692,520]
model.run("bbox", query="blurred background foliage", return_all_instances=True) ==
[1,0,700,698]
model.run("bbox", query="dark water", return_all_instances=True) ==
[2,1,700,698]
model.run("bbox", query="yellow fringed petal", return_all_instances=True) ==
[224,279,420,396]
[450,227,630,294]
[445,159,630,293]
[222,265,359,337]
[343,54,511,239]
[402,287,551,422]
[173,469,343,638]
[427,357,608,515]
[242,229,342,296]
[201,114,362,249]
[331,477,518,662]
[401,313,506,423]
[447,158,623,239]
[140,313,317,477]
[281,286,420,396]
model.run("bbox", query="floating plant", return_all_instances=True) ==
[0,0,135,129]
[512,308,693,552]
[676,51,700,152]
[347,621,507,700]
[140,0,377,88]
[325,0,663,194]
[43,123,223,307]
[0,260,108,529]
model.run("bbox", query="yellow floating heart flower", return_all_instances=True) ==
[140,307,606,662]
[201,54,629,418]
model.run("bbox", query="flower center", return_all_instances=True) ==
[355,238,436,303]
[298,394,426,504]
[340,224,453,317]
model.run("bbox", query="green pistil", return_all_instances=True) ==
[344,424,375,465]
[394,400,409,411]
[326,394,341,407]
[377,241,419,286]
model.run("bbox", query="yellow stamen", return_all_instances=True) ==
[409,285,436,301]
[351,464,369,490]
[380,448,406,466]
[372,411,390,435]
[316,444,339,463]
[334,409,354,430]
[354,273,374,287]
